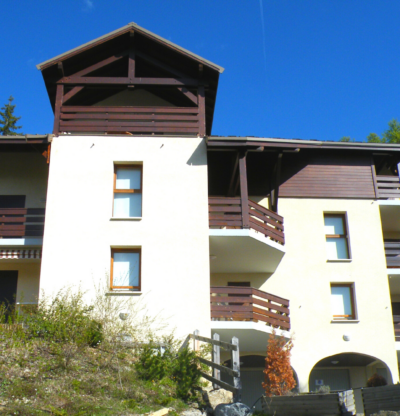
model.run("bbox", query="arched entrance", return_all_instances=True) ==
[309,353,392,414]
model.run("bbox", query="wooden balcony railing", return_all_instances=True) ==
[394,315,400,342]
[0,208,45,238]
[210,286,290,330]
[59,106,200,135]
[208,197,284,245]
[376,176,400,199]
[384,240,400,268]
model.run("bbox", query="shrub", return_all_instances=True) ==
[367,373,387,387]
[25,288,103,348]
[135,340,202,400]
[172,347,201,400]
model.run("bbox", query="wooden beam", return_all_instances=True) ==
[272,152,283,212]
[198,85,206,136]
[135,50,189,79]
[53,84,64,134]
[128,31,135,80]
[370,156,378,199]
[239,151,249,229]
[231,337,241,403]
[63,86,84,104]
[227,152,239,197]
[58,76,201,86]
[57,62,64,79]
[71,52,128,77]
[177,87,197,105]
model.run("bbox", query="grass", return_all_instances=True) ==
[0,286,205,416]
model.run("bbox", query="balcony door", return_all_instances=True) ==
[0,270,18,307]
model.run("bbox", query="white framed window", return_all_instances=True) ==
[113,165,142,217]
[330,283,356,320]
[324,214,350,260]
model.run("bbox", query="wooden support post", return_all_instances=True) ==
[231,336,241,402]
[212,333,221,389]
[272,152,283,212]
[193,329,199,352]
[397,162,400,183]
[198,85,206,137]
[129,31,135,81]
[371,156,378,199]
[53,84,64,135]
[239,151,249,229]
[227,152,239,197]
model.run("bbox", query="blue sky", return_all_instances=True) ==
[1,0,400,141]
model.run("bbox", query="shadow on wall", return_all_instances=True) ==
[187,140,207,166]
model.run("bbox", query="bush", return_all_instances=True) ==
[172,347,201,400]
[367,373,388,387]
[135,341,202,400]
[25,288,103,348]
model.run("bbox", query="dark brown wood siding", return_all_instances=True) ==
[279,154,375,198]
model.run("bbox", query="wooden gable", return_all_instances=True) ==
[37,23,223,136]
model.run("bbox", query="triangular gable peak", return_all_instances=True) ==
[38,23,223,136]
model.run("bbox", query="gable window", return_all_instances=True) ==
[113,165,142,217]
[110,249,141,291]
[330,284,356,320]
[324,214,350,260]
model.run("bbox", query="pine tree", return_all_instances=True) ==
[0,96,23,136]
[262,330,296,396]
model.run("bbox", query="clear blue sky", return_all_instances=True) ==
[1,0,400,141]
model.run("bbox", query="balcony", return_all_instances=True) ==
[0,208,45,246]
[208,197,285,273]
[210,286,290,351]
[394,315,400,343]
[58,106,201,135]
[384,240,400,270]
[376,176,400,199]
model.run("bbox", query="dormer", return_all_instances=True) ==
[37,23,224,136]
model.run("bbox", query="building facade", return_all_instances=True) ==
[1,23,400,413]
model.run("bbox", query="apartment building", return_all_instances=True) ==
[1,23,399,412]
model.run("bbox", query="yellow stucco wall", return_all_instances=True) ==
[40,135,211,340]
[0,262,40,303]
[0,151,48,207]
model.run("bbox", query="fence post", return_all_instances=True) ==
[193,329,199,351]
[212,333,221,389]
[231,336,241,402]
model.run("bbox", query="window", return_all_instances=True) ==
[324,214,350,260]
[330,284,356,320]
[110,249,141,291]
[113,165,142,217]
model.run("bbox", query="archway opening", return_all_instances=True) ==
[309,352,393,414]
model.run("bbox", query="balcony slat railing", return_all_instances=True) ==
[376,176,400,199]
[59,106,200,135]
[394,315,400,342]
[0,208,45,238]
[209,197,284,245]
[210,286,290,330]
[384,240,400,268]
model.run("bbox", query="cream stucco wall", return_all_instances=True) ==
[0,262,40,303]
[40,135,210,340]
[212,198,399,392]
[0,151,48,207]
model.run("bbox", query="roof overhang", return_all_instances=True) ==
[207,136,400,152]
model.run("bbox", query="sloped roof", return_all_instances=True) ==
[37,22,224,73]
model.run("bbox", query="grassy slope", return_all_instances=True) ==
[0,338,191,416]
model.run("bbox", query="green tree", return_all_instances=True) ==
[339,136,355,142]
[366,132,381,143]
[367,119,400,144]
[0,96,22,135]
